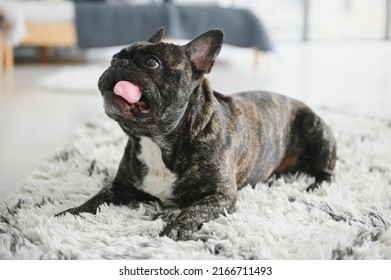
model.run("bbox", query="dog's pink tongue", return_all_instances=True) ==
[113,81,142,104]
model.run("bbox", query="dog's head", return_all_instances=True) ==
[98,27,223,137]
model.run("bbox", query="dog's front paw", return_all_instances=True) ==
[306,181,323,192]
[161,222,194,241]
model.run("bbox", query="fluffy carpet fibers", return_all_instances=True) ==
[1,107,390,260]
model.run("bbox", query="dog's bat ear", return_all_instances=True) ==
[185,29,224,74]
[148,27,165,43]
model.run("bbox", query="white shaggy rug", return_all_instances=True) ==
[1,107,390,260]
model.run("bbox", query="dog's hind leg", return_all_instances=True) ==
[296,108,337,192]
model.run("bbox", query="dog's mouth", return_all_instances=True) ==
[108,80,151,115]
[125,95,151,114]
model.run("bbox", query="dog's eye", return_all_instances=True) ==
[144,57,160,69]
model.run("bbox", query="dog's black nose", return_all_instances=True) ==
[114,59,130,68]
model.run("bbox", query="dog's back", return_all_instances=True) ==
[216,90,336,190]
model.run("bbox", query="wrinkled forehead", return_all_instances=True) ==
[115,41,188,68]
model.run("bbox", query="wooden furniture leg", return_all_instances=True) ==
[38,47,49,63]
[254,48,261,69]
[4,44,14,71]
[0,32,3,74]
[1,32,14,72]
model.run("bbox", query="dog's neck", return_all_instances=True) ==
[148,78,219,168]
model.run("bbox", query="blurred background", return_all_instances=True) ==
[0,0,390,195]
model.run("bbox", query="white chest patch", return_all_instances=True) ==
[137,137,177,206]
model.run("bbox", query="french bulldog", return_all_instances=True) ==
[56,27,337,240]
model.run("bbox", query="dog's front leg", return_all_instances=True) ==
[55,184,118,217]
[55,175,150,217]
[161,190,237,241]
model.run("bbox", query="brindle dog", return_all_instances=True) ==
[56,27,336,240]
